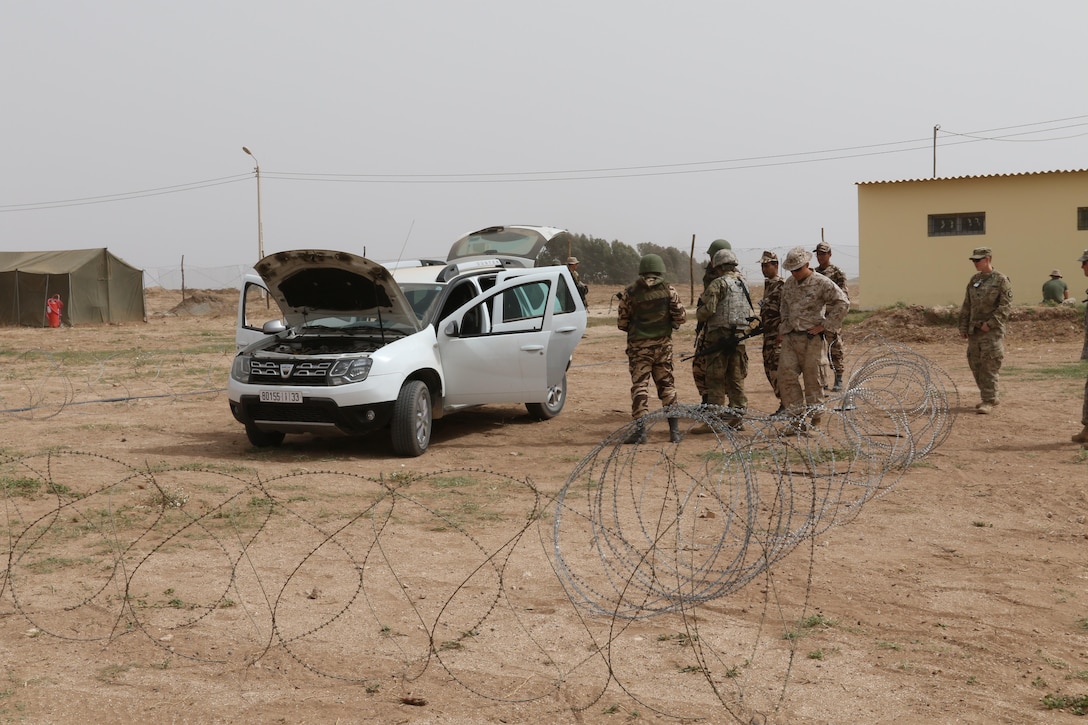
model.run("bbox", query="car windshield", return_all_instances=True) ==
[399,283,445,322]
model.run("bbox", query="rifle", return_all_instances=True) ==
[681,323,764,362]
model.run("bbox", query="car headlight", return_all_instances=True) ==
[328,357,372,385]
[230,354,251,382]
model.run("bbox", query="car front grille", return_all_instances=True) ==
[250,359,333,385]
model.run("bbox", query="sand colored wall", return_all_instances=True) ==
[857,170,1088,308]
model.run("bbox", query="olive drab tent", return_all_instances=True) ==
[0,248,145,326]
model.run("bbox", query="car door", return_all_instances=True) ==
[236,276,284,350]
[439,268,585,407]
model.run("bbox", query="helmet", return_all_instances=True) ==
[783,246,812,272]
[706,238,732,257]
[638,254,666,276]
[712,249,738,268]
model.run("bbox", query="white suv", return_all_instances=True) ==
[229,243,586,456]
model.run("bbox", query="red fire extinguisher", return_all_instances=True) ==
[46,294,63,328]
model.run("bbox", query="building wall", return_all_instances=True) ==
[857,170,1088,308]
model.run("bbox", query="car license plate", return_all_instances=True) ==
[259,390,303,403]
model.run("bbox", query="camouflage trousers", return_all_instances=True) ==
[762,336,781,400]
[626,338,678,419]
[778,332,825,412]
[824,330,846,374]
[703,330,748,410]
[692,328,709,398]
[1081,373,1088,426]
[966,330,1004,404]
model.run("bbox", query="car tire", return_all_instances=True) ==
[391,380,432,456]
[245,423,285,448]
[526,374,567,420]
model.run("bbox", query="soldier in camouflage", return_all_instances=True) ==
[776,246,850,431]
[813,242,849,391]
[958,247,1013,415]
[617,254,687,443]
[1070,250,1088,448]
[758,251,784,414]
[694,249,755,430]
[693,238,733,403]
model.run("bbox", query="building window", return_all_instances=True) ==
[928,212,986,237]
[1079,207,1088,231]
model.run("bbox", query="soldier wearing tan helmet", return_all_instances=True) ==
[692,238,733,403]
[566,256,589,304]
[775,246,849,432]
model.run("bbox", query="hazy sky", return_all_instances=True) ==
[3,1,1087,282]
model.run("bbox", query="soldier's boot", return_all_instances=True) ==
[700,394,709,406]
[623,420,647,445]
[668,417,682,443]
[831,372,844,392]
[1071,426,1088,444]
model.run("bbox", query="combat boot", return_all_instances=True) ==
[623,420,647,445]
[668,417,682,443]
[1071,426,1088,444]
[831,372,843,392]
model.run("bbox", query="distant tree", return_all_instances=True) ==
[544,231,693,285]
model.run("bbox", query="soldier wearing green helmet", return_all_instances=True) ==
[617,254,687,443]
[693,238,733,402]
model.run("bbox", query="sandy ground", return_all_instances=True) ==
[0,284,1086,724]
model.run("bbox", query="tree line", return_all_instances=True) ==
[541,232,702,285]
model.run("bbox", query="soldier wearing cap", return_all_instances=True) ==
[617,254,687,443]
[775,246,850,432]
[958,247,1013,415]
[758,250,785,413]
[566,257,589,304]
[1041,268,1069,304]
[813,242,850,391]
[692,238,734,403]
[1072,250,1088,448]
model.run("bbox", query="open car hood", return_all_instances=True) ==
[253,249,421,331]
[446,225,566,267]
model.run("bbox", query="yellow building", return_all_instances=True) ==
[857,169,1088,308]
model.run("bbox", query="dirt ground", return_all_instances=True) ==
[0,284,1087,724]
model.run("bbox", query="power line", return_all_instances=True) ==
[3,114,1087,211]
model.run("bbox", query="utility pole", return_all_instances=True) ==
[242,146,265,261]
[932,125,940,178]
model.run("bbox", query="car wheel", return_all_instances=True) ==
[526,374,567,420]
[391,380,432,456]
[245,423,285,448]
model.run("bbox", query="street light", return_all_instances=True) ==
[242,146,265,261]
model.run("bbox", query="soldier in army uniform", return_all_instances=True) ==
[1070,250,1088,447]
[813,242,849,391]
[958,247,1013,415]
[694,248,755,430]
[776,246,850,431]
[758,251,785,414]
[693,239,733,403]
[617,254,687,443]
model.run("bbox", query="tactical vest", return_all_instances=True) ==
[626,282,673,340]
[709,273,752,330]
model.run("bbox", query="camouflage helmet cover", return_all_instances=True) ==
[712,248,738,267]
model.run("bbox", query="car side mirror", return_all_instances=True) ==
[443,320,459,337]
[262,320,286,334]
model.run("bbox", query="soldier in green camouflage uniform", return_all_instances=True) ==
[813,242,849,391]
[776,247,850,430]
[958,247,1013,415]
[758,251,784,413]
[618,254,687,443]
[695,249,755,429]
[1070,250,1088,447]
[693,239,733,403]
